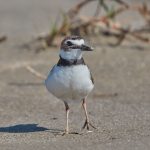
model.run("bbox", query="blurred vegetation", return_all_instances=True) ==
[35,0,150,50]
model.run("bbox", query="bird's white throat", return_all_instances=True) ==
[60,49,83,60]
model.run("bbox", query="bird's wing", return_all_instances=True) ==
[90,70,94,84]
[86,65,94,84]
[49,65,56,75]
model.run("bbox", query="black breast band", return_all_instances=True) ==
[57,56,85,66]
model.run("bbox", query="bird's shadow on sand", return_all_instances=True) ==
[0,124,62,134]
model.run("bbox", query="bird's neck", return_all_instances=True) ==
[57,56,85,67]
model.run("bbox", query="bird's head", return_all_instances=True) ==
[60,35,93,60]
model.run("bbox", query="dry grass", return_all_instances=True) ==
[35,0,150,49]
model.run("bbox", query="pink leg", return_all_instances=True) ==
[63,101,69,134]
[82,98,96,131]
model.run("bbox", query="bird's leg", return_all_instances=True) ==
[62,101,80,135]
[63,101,70,135]
[82,98,96,131]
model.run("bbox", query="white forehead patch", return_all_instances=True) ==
[66,39,84,46]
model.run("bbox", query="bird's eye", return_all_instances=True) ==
[67,41,73,46]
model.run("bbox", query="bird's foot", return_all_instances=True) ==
[82,119,97,132]
[61,129,69,136]
[61,130,80,136]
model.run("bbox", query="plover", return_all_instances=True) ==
[45,35,96,134]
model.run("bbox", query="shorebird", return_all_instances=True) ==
[45,35,96,134]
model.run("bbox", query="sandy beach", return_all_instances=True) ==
[0,0,150,149]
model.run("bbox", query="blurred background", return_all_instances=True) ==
[0,0,150,149]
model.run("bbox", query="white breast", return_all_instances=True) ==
[45,65,94,103]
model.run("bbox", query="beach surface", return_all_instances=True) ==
[0,0,150,149]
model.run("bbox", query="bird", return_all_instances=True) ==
[45,35,96,135]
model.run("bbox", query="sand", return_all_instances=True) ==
[0,0,150,149]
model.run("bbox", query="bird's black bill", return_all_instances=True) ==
[81,44,94,51]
